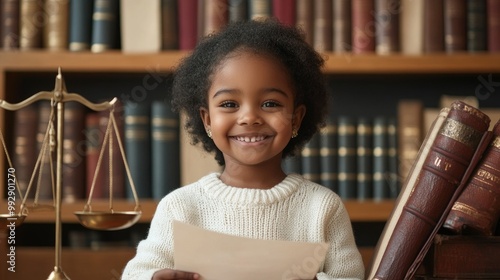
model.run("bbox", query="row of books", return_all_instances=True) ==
[11,98,180,202]
[2,0,499,53]
[283,115,400,201]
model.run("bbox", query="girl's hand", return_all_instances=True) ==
[152,269,199,280]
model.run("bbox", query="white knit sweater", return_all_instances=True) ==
[121,173,364,280]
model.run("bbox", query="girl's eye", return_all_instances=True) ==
[220,101,237,108]
[262,101,281,108]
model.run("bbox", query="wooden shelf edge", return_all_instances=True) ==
[1,51,500,74]
[0,199,395,223]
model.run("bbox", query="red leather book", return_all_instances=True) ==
[368,101,491,280]
[333,0,351,52]
[487,0,500,52]
[423,0,444,52]
[444,0,467,52]
[352,0,375,53]
[443,120,500,235]
[272,0,295,26]
[178,0,198,50]
[161,0,178,50]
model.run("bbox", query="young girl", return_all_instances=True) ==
[122,19,364,280]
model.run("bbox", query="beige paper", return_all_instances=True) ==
[173,220,329,280]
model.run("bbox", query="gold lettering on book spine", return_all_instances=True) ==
[451,202,492,222]
[439,118,483,148]
[492,136,500,148]
[476,168,500,185]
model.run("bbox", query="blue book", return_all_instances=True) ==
[69,0,94,51]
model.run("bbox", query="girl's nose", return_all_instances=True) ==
[237,105,263,126]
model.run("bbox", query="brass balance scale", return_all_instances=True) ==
[0,69,141,279]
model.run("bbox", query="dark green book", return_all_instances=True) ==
[356,117,373,200]
[337,116,357,199]
[229,0,248,23]
[124,100,151,199]
[282,154,302,174]
[69,0,94,51]
[387,117,400,198]
[151,100,180,200]
[91,0,120,52]
[320,114,337,192]
[372,116,389,200]
[467,0,487,52]
[301,133,321,184]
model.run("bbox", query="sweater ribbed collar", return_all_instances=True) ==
[201,173,304,205]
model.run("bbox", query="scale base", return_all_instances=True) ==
[47,267,70,280]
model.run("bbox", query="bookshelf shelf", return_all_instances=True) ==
[1,51,500,74]
[0,199,394,223]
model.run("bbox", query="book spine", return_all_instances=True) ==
[487,0,500,52]
[400,0,424,54]
[151,100,180,200]
[272,0,295,26]
[37,101,55,200]
[1,0,20,49]
[467,0,487,52]
[444,0,467,52]
[178,0,198,50]
[204,0,228,36]
[356,117,373,200]
[62,102,86,202]
[91,0,120,53]
[320,117,338,192]
[12,104,38,199]
[443,120,500,235]
[124,101,151,198]
[423,0,444,52]
[229,0,248,23]
[249,0,272,20]
[295,0,314,45]
[43,0,69,50]
[337,116,357,199]
[333,0,352,53]
[313,0,332,52]
[282,155,302,174]
[372,102,490,280]
[301,133,321,184]
[69,0,94,51]
[20,0,43,50]
[373,116,389,200]
[352,0,376,53]
[375,0,400,55]
[387,117,400,198]
[161,0,178,50]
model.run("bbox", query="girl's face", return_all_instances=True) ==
[200,51,305,168]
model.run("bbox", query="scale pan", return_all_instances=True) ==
[0,213,26,228]
[74,211,141,231]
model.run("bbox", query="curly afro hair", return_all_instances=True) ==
[171,19,329,166]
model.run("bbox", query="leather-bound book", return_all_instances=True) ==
[69,0,94,51]
[373,116,389,200]
[337,116,357,199]
[20,0,43,50]
[487,0,500,52]
[272,0,295,26]
[301,133,321,184]
[375,0,399,55]
[178,0,197,50]
[228,0,248,23]
[295,0,313,45]
[467,0,487,52]
[352,0,375,54]
[151,100,180,200]
[444,0,467,52]
[1,0,20,49]
[249,0,271,21]
[443,120,500,235]
[203,0,228,36]
[423,0,444,52]
[320,114,337,192]
[313,0,332,52]
[387,117,400,198]
[43,0,69,50]
[368,101,491,280]
[90,0,120,53]
[400,0,424,54]
[161,0,178,50]
[333,0,351,53]
[356,117,373,200]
